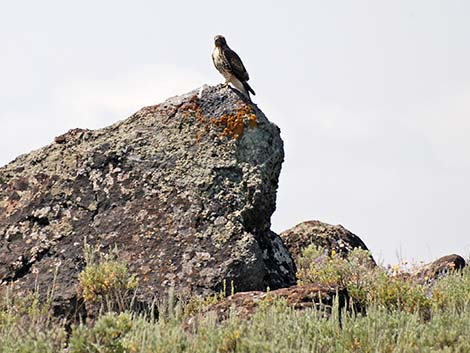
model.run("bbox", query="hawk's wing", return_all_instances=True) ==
[225,48,250,82]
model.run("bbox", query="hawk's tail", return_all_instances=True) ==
[243,81,256,96]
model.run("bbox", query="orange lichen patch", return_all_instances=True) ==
[248,113,258,129]
[180,95,201,116]
[211,114,245,139]
[211,105,258,140]
[181,95,206,125]
[179,96,258,142]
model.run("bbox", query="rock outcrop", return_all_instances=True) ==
[188,283,349,324]
[0,85,296,316]
[414,254,466,283]
[280,220,374,264]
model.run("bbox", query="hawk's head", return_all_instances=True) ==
[214,35,227,47]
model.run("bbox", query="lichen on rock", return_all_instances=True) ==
[280,220,375,266]
[0,84,295,318]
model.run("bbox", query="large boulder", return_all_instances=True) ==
[0,85,296,316]
[280,220,374,264]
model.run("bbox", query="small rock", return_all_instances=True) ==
[280,220,375,264]
[414,254,466,282]
[187,283,349,325]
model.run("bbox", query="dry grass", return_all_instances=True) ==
[0,245,469,352]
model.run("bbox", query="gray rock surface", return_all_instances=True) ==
[0,85,296,316]
[280,220,375,264]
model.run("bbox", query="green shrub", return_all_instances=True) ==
[78,242,138,312]
[0,290,67,353]
[1,242,469,352]
[431,266,470,312]
[69,312,133,353]
[369,271,430,314]
[1,280,470,353]
[117,297,470,353]
[297,245,430,314]
[183,280,234,318]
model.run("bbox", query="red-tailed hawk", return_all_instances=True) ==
[212,35,256,100]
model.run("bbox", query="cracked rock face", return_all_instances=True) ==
[0,85,296,315]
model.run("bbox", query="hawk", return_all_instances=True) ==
[212,35,256,100]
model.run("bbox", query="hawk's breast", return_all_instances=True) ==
[212,47,232,77]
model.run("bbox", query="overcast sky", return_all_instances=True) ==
[1,1,469,264]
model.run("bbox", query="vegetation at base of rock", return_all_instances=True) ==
[0,290,67,352]
[78,242,138,311]
[297,246,432,314]
[72,302,470,352]
[432,266,470,313]
[69,312,133,353]
[183,279,234,318]
[1,260,469,352]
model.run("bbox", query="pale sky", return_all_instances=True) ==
[1,1,469,264]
